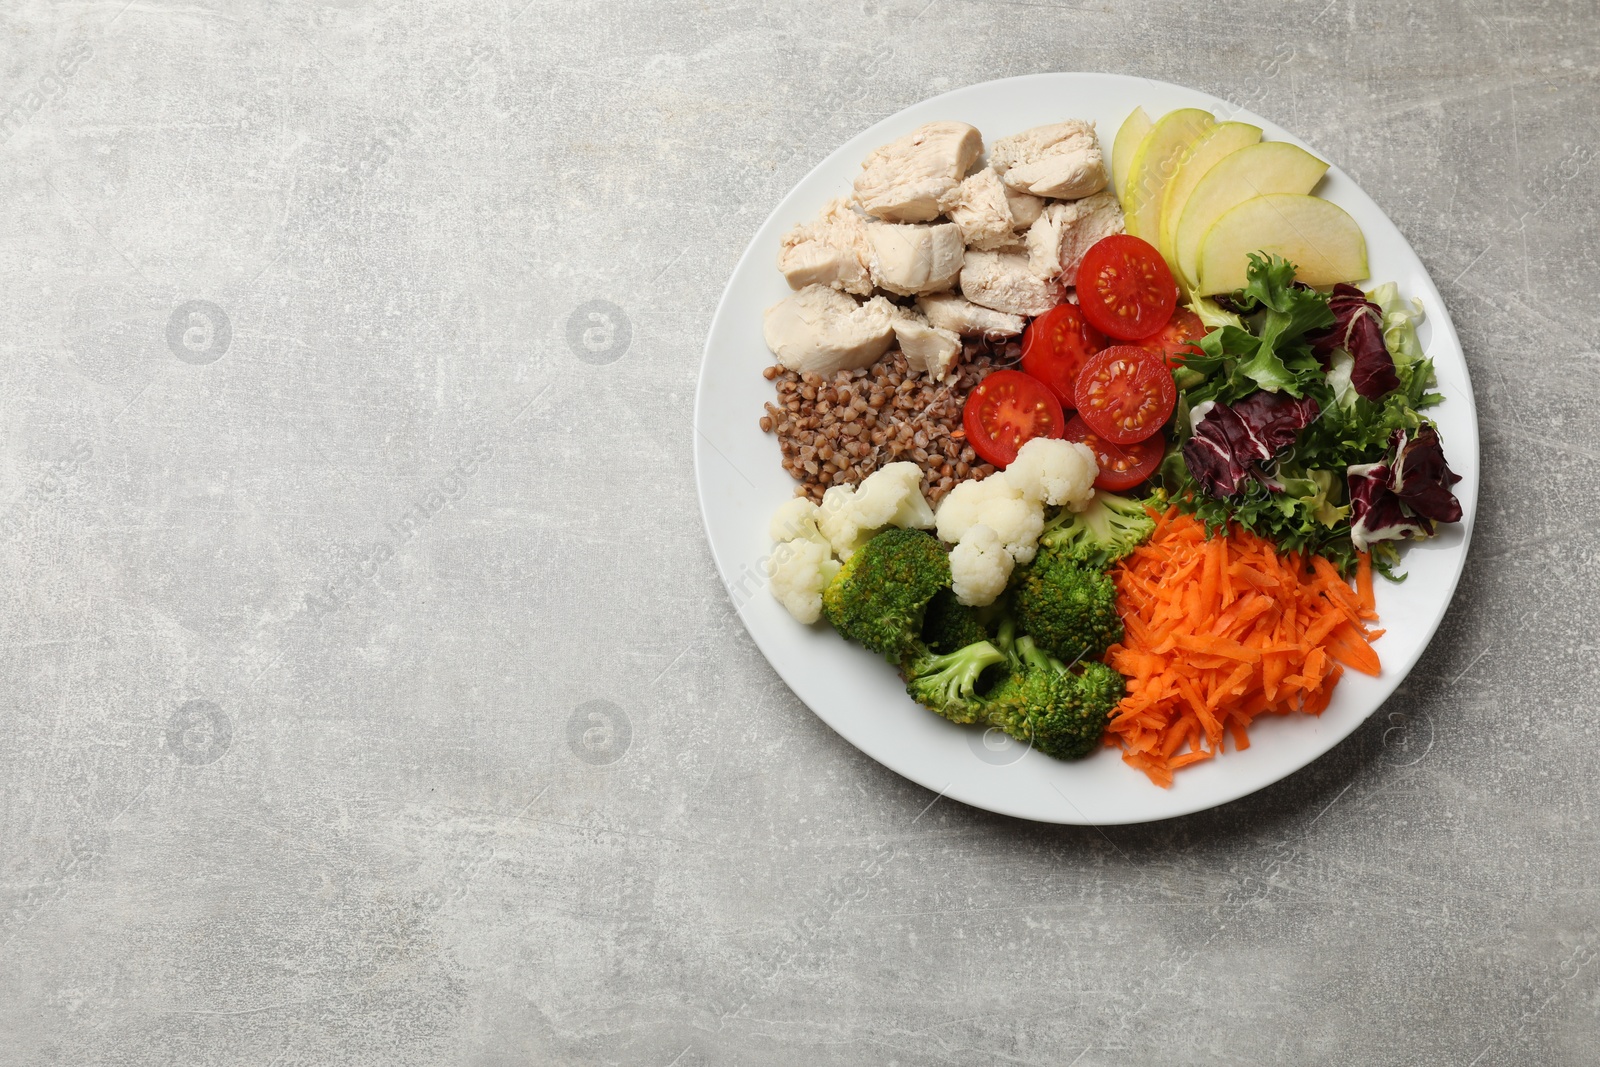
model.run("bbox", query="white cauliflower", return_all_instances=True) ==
[769,496,824,543]
[949,524,1014,607]
[764,497,840,624]
[933,471,1045,565]
[1003,437,1099,510]
[816,461,935,558]
[766,537,840,624]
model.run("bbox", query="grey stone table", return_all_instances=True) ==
[2,1,1595,1064]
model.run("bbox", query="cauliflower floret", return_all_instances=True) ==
[852,462,936,530]
[817,461,935,558]
[768,497,824,542]
[1003,438,1099,510]
[933,472,1045,565]
[949,525,1014,607]
[816,485,859,555]
[766,536,840,624]
[765,498,841,624]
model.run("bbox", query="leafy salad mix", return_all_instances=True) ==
[1166,254,1461,578]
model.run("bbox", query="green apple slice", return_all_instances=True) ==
[1111,107,1151,204]
[1122,108,1213,241]
[1157,122,1262,273]
[1173,141,1328,290]
[1196,193,1368,295]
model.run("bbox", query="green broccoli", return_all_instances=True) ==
[921,589,990,653]
[1039,491,1158,571]
[984,636,1125,760]
[1010,548,1123,665]
[821,527,950,661]
[902,619,1124,761]
[991,615,1018,657]
[901,638,1008,725]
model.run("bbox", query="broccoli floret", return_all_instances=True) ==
[921,589,990,653]
[1039,491,1158,571]
[985,637,1125,760]
[901,619,1125,760]
[1010,548,1123,665]
[901,639,1008,725]
[821,527,950,661]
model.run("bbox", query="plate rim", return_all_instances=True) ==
[694,72,1479,825]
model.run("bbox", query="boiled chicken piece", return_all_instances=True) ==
[1025,208,1068,280]
[1025,190,1125,280]
[777,197,874,295]
[883,304,963,381]
[1005,189,1045,230]
[1025,207,1070,280]
[916,291,1025,339]
[866,221,964,295]
[853,121,983,223]
[762,285,896,375]
[937,167,1014,250]
[990,120,1107,200]
[959,250,1065,317]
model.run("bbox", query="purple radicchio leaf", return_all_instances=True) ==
[1348,458,1433,551]
[1346,427,1463,551]
[1232,391,1321,456]
[1390,425,1463,523]
[1312,283,1399,401]
[1182,392,1321,498]
[1183,402,1255,497]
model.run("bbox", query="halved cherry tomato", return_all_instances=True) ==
[1073,346,1177,446]
[1063,415,1163,492]
[1075,234,1178,341]
[1020,302,1106,411]
[962,369,1065,468]
[1132,307,1206,370]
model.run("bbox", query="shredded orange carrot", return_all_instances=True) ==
[1355,551,1376,616]
[1104,509,1384,786]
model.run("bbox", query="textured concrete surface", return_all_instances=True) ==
[1,1,1597,1063]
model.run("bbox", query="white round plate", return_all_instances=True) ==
[694,73,1478,824]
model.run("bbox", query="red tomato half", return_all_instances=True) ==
[1020,302,1106,411]
[1063,416,1163,492]
[1075,234,1178,341]
[962,370,1065,468]
[1073,346,1178,446]
[1132,307,1206,370]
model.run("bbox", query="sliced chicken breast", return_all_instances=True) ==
[990,120,1107,200]
[937,167,1015,251]
[853,121,983,223]
[1005,189,1046,230]
[882,304,963,381]
[916,291,1026,339]
[959,250,1065,317]
[762,285,896,375]
[1050,190,1126,279]
[866,222,965,295]
[776,197,874,295]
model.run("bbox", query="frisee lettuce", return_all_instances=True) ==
[1178,254,1336,405]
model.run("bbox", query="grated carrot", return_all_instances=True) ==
[1103,509,1384,786]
